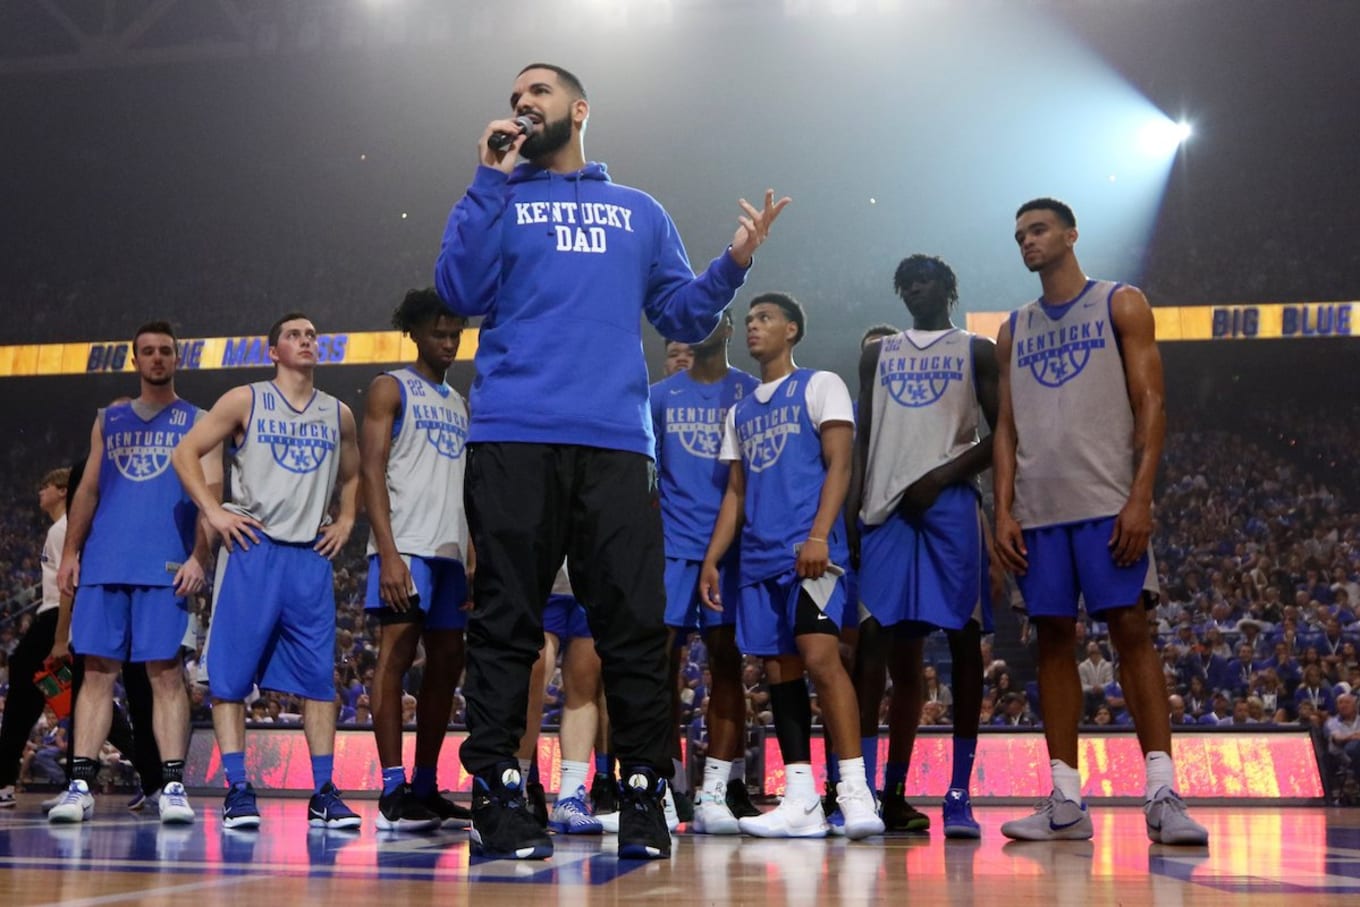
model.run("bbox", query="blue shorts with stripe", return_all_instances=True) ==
[737,569,847,658]
[206,536,335,702]
[364,554,469,631]
[664,557,739,634]
[1015,517,1148,618]
[859,484,994,634]
[71,584,188,662]
[543,593,592,641]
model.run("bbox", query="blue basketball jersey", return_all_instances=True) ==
[80,399,202,587]
[651,368,760,560]
[732,368,848,585]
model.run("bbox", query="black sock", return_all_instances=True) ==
[162,760,185,785]
[71,757,99,785]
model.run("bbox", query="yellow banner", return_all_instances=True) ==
[966,301,1358,341]
[0,330,481,378]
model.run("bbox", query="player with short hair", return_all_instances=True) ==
[173,313,362,831]
[53,322,214,826]
[701,292,883,840]
[361,289,473,832]
[994,199,1207,844]
[848,253,998,838]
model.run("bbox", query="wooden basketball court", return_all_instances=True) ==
[4,796,1359,906]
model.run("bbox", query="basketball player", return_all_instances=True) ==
[52,322,213,826]
[0,468,71,808]
[360,289,473,832]
[994,199,1207,844]
[650,311,760,834]
[700,293,883,840]
[434,62,787,860]
[849,254,997,838]
[172,313,362,831]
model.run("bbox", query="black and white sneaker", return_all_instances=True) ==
[618,767,671,860]
[417,790,473,829]
[469,764,553,861]
[376,784,440,832]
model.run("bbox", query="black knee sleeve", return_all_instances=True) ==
[768,678,813,764]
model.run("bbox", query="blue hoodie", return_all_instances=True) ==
[435,162,749,457]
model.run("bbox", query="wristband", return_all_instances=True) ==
[806,536,826,544]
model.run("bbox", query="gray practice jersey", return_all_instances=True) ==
[224,381,342,543]
[861,328,981,526]
[1008,280,1135,528]
[366,368,470,561]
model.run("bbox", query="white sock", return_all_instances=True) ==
[517,757,532,778]
[1050,759,1083,804]
[670,757,690,794]
[1145,751,1175,800]
[785,763,816,801]
[729,759,745,781]
[837,757,869,792]
[702,757,732,798]
[557,760,589,803]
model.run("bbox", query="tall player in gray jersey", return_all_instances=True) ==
[848,254,998,839]
[52,322,215,826]
[994,199,1207,845]
[173,313,362,831]
[360,289,473,831]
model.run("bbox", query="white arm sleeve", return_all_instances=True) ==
[719,407,740,462]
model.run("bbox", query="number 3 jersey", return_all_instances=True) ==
[224,381,341,543]
[365,367,470,561]
[80,398,203,587]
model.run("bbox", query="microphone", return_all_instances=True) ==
[488,116,535,152]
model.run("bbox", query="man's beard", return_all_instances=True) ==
[143,373,173,386]
[521,113,572,160]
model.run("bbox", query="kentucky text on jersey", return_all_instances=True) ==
[1014,319,1107,367]
[737,405,804,471]
[254,418,338,447]
[666,405,728,457]
[877,355,966,380]
[105,430,183,453]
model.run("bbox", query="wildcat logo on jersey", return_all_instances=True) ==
[666,405,728,459]
[411,403,468,460]
[878,349,965,408]
[255,418,338,474]
[105,428,182,482]
[737,405,802,473]
[1015,316,1107,388]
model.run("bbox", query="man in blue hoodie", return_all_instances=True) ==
[434,62,788,861]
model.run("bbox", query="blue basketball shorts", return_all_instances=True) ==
[737,569,847,657]
[71,584,188,662]
[542,592,592,642]
[364,554,469,631]
[859,484,994,634]
[664,557,739,635]
[205,537,336,702]
[1015,516,1149,618]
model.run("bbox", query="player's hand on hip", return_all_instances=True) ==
[796,537,829,580]
[1109,498,1153,567]
[699,562,724,612]
[314,519,353,560]
[479,118,528,173]
[209,508,262,552]
[729,189,792,267]
[378,553,413,611]
[993,513,1029,575]
[172,556,206,597]
[57,558,80,598]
